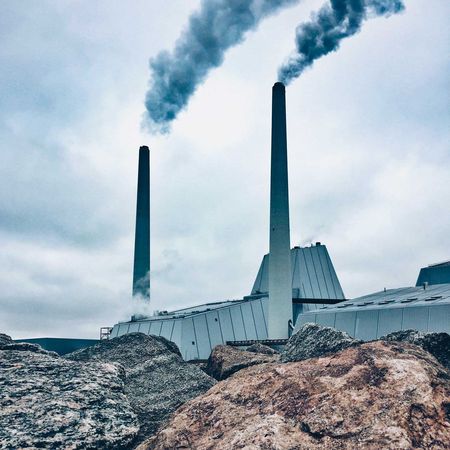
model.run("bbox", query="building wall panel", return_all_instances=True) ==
[241,302,258,340]
[139,321,151,335]
[315,312,335,328]
[110,325,120,338]
[117,324,130,337]
[230,305,247,340]
[193,315,211,359]
[295,312,313,328]
[171,320,182,348]
[160,321,173,340]
[181,318,199,360]
[402,306,429,332]
[377,309,403,338]
[149,321,162,336]
[335,312,356,336]
[206,311,223,349]
[128,322,140,333]
[251,299,268,339]
[218,308,235,342]
[355,310,379,341]
[428,305,450,333]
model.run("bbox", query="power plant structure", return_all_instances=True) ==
[132,145,150,299]
[109,82,450,360]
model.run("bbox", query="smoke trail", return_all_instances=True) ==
[278,0,404,85]
[144,0,300,133]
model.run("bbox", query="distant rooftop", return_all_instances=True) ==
[251,244,345,300]
[428,260,450,268]
[416,260,450,287]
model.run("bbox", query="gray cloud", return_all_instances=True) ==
[144,0,299,133]
[278,0,404,84]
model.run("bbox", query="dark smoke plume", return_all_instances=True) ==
[278,0,404,85]
[144,0,299,133]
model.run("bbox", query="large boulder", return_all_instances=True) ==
[281,322,361,362]
[138,341,450,450]
[381,329,450,370]
[0,349,138,449]
[0,341,59,357]
[0,333,12,346]
[66,333,216,443]
[205,344,279,380]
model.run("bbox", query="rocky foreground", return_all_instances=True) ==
[1,325,449,449]
[139,340,450,449]
[0,342,138,449]
[65,333,216,444]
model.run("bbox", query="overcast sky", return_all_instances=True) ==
[1,0,448,339]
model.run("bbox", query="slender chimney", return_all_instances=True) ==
[268,82,292,339]
[132,146,150,300]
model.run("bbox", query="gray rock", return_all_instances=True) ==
[381,329,450,370]
[205,345,280,380]
[245,342,279,355]
[0,333,12,346]
[0,349,138,450]
[281,322,361,362]
[66,333,216,444]
[0,341,59,357]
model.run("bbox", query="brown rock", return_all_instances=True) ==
[204,344,279,380]
[139,341,450,450]
[246,342,279,355]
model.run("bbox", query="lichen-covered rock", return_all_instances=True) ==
[205,344,279,380]
[0,349,138,450]
[281,322,361,362]
[245,342,279,355]
[67,331,182,364]
[381,329,450,370]
[66,333,216,443]
[0,333,12,346]
[138,341,450,450]
[0,341,59,357]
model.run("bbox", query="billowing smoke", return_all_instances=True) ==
[278,0,404,85]
[144,0,300,133]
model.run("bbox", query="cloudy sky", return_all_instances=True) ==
[1,0,448,339]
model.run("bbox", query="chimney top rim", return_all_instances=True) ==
[273,81,285,90]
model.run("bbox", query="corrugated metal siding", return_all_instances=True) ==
[251,244,345,300]
[295,284,450,339]
[110,297,270,360]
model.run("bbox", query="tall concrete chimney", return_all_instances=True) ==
[268,82,292,339]
[132,146,150,300]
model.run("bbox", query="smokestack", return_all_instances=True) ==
[132,146,150,300]
[268,82,292,339]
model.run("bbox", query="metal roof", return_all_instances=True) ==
[295,283,450,340]
[416,261,450,287]
[251,244,345,300]
[313,284,450,312]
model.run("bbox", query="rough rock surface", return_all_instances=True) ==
[246,342,279,355]
[205,344,280,380]
[0,349,138,450]
[281,322,361,362]
[66,333,216,443]
[139,341,450,450]
[382,329,450,370]
[0,333,12,346]
[0,341,59,357]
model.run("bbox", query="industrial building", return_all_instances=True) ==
[295,263,450,340]
[110,243,345,359]
[110,82,450,360]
